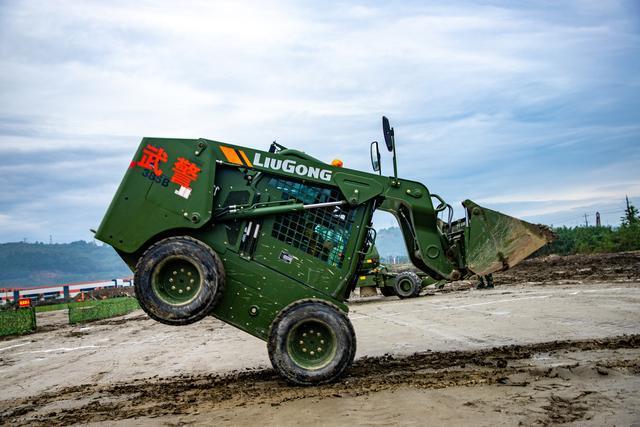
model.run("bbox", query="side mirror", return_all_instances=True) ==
[382,116,394,152]
[370,141,381,174]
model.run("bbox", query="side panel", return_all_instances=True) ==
[95,138,216,254]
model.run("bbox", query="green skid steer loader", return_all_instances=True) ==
[95,116,553,385]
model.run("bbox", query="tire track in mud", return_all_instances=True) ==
[1,335,638,426]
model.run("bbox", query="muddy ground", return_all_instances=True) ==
[2,337,639,426]
[0,252,638,426]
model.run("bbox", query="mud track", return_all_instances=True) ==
[2,335,638,426]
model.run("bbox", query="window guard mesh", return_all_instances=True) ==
[268,177,355,268]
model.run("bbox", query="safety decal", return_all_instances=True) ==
[279,250,298,264]
[220,146,253,167]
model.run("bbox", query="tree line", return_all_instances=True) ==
[536,197,640,256]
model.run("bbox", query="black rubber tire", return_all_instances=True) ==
[380,286,396,297]
[393,271,422,299]
[268,299,356,386]
[134,236,225,325]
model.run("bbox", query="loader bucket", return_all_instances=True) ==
[462,200,554,276]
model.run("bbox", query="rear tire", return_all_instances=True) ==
[394,271,421,299]
[134,236,225,325]
[268,300,356,385]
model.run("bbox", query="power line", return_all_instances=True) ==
[544,208,626,225]
[597,208,627,215]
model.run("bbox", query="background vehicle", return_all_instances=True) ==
[354,245,444,298]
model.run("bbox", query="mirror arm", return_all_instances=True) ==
[382,116,400,187]
[390,133,399,186]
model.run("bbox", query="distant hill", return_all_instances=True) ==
[0,241,131,288]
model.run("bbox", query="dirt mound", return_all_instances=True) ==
[2,335,638,426]
[493,251,640,284]
[77,286,135,301]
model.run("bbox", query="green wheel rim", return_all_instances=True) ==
[398,278,413,293]
[287,319,337,370]
[151,256,203,305]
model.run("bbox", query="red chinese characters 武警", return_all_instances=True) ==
[135,144,168,176]
[171,157,201,199]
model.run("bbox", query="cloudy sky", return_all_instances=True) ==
[1,0,639,242]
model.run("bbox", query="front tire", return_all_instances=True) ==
[268,300,356,385]
[134,236,225,325]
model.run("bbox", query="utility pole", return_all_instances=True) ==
[622,194,639,225]
[595,212,601,227]
[584,213,589,227]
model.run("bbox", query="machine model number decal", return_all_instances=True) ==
[142,169,170,186]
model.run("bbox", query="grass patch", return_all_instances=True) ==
[68,297,139,324]
[0,308,36,336]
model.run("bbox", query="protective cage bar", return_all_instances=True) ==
[268,177,356,268]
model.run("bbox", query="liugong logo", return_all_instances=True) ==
[253,153,332,181]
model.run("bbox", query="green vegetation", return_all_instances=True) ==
[536,224,640,256]
[1,298,141,333]
[0,308,36,336]
[537,198,640,256]
[621,195,639,226]
[68,297,140,324]
[0,241,131,287]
